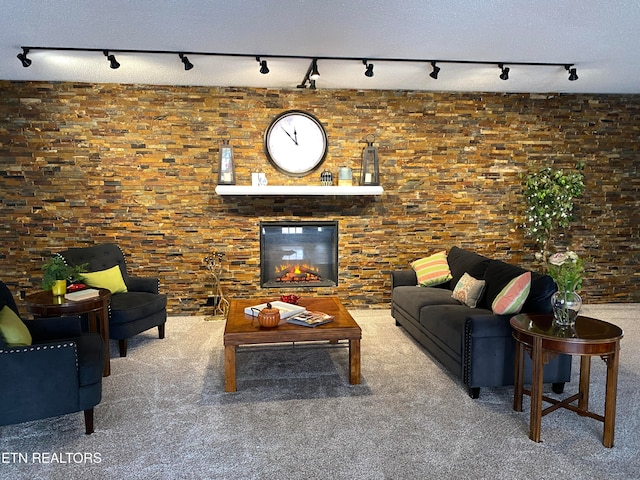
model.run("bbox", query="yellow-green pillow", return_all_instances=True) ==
[0,305,32,347]
[82,265,128,294]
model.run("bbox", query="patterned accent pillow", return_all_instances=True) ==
[491,272,531,315]
[411,251,453,287]
[451,272,486,308]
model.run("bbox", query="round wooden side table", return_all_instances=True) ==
[25,288,112,376]
[510,313,623,447]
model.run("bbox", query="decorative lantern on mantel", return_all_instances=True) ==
[217,140,236,185]
[361,134,380,186]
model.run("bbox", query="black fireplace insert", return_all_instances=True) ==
[260,221,338,288]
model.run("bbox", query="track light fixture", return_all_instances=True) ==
[17,48,31,67]
[499,63,509,81]
[103,50,120,69]
[429,61,440,80]
[363,60,374,78]
[256,56,269,74]
[17,46,578,86]
[309,59,320,80]
[179,53,194,70]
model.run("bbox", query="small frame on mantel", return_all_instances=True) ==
[217,140,236,185]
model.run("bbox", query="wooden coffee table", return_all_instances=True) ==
[224,296,362,392]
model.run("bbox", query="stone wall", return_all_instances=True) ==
[1,81,638,314]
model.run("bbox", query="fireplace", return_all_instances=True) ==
[260,221,338,288]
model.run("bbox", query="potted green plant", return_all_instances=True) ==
[42,256,87,295]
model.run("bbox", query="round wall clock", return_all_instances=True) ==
[264,110,328,177]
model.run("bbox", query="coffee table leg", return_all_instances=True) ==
[224,345,237,392]
[603,343,620,448]
[529,336,544,443]
[349,338,361,385]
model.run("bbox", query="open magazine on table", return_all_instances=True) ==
[287,310,334,327]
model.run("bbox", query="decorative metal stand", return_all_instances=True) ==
[203,252,229,321]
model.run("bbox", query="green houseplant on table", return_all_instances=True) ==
[42,256,87,296]
[522,162,585,326]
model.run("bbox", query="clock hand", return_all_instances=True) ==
[293,127,297,144]
[281,126,298,145]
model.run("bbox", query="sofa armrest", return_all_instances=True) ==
[391,270,417,288]
[26,316,83,341]
[126,276,160,294]
[465,313,513,338]
[0,341,81,425]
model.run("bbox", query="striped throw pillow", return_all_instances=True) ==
[491,272,531,315]
[411,251,453,287]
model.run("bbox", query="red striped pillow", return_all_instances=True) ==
[411,251,453,287]
[491,272,531,315]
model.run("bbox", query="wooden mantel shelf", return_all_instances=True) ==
[215,185,384,196]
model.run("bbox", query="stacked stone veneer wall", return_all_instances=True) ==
[1,81,638,314]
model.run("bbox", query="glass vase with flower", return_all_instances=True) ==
[546,251,584,327]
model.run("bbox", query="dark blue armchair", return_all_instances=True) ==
[0,281,105,434]
[58,243,167,357]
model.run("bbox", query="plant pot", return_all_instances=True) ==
[51,279,67,296]
[551,290,582,327]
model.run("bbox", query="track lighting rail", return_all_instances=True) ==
[17,46,578,85]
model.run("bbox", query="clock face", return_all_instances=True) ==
[264,110,328,177]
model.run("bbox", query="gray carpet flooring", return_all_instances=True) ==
[1,304,639,479]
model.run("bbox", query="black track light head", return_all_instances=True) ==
[499,63,509,81]
[566,65,578,81]
[429,61,440,80]
[17,48,31,67]
[256,56,269,74]
[363,60,374,78]
[103,50,120,69]
[310,59,320,80]
[179,53,194,71]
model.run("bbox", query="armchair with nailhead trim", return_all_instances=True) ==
[58,243,167,357]
[0,281,105,434]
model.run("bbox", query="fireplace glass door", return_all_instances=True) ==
[260,221,338,288]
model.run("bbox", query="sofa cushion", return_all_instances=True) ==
[491,272,531,315]
[411,251,453,287]
[446,247,491,291]
[522,273,557,313]
[109,292,167,325]
[451,273,486,308]
[392,286,460,320]
[419,304,493,357]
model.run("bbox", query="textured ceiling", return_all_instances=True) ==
[2,0,639,93]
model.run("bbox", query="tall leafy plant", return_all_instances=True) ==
[523,163,585,261]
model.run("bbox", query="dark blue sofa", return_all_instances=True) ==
[391,246,572,398]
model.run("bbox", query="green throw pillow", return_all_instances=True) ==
[0,305,33,347]
[82,265,128,294]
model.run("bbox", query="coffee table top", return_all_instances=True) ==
[224,296,361,345]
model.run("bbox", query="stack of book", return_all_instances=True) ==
[64,288,100,301]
